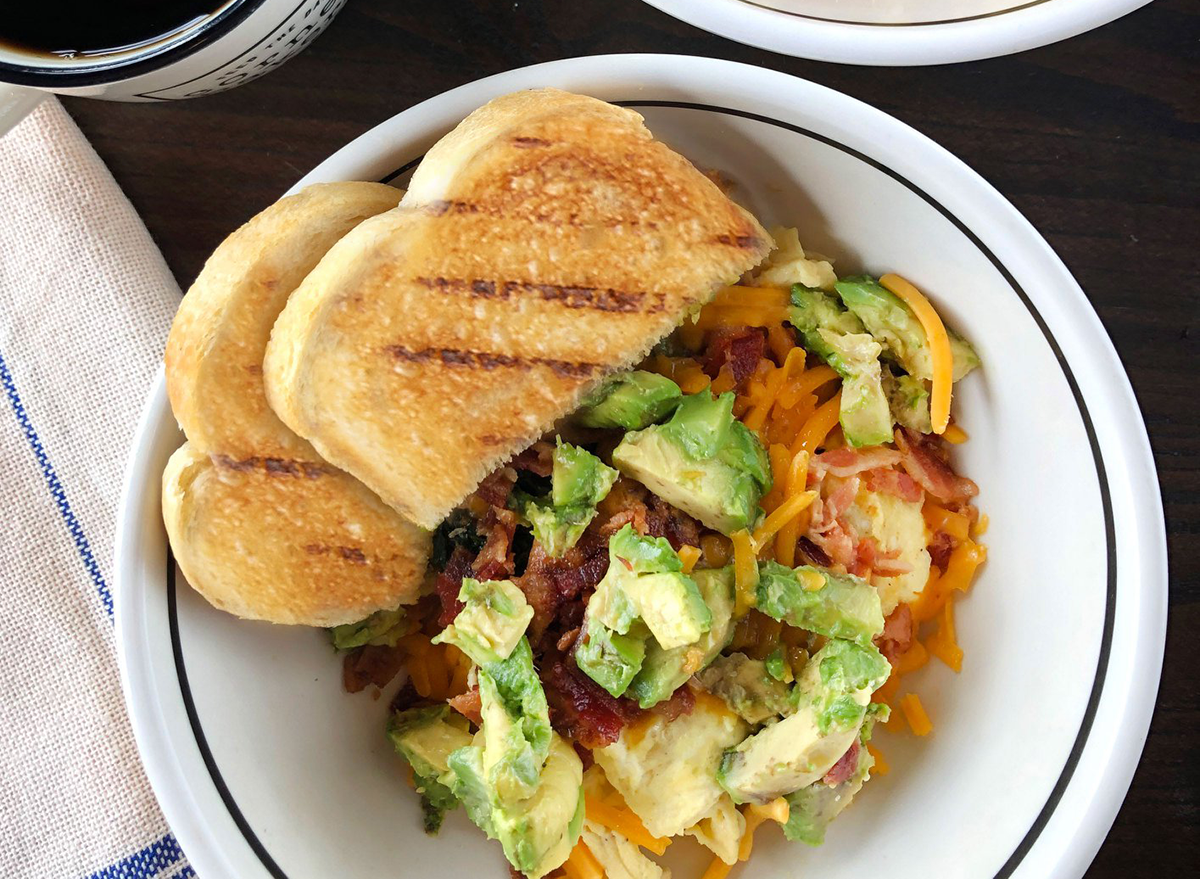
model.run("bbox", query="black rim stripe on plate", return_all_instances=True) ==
[733,0,1054,29]
[166,100,1117,879]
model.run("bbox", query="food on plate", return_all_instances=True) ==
[158,87,988,878]
[262,88,770,530]
[361,222,985,875]
[162,183,430,626]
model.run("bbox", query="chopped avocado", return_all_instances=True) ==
[329,606,413,650]
[717,639,889,804]
[432,577,533,666]
[574,620,648,698]
[882,367,932,433]
[783,740,875,847]
[764,646,797,683]
[816,330,893,447]
[575,370,683,429]
[612,391,770,535]
[520,441,619,557]
[594,692,749,838]
[477,637,553,805]
[387,705,473,834]
[588,525,711,649]
[696,652,796,724]
[491,735,584,879]
[445,739,494,834]
[789,286,893,447]
[834,275,979,382]
[627,566,737,709]
[755,561,885,647]
[576,526,712,697]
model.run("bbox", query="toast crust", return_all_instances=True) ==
[163,183,430,626]
[265,89,771,529]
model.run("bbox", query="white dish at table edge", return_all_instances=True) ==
[114,54,1166,879]
[642,0,1154,66]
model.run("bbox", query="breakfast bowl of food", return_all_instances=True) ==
[114,54,1165,879]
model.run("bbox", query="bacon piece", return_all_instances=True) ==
[850,535,878,578]
[823,740,860,786]
[702,326,766,387]
[543,659,642,749]
[518,536,610,641]
[573,742,596,771]
[449,686,483,725]
[875,604,914,665]
[473,467,517,508]
[472,506,518,581]
[645,494,703,551]
[928,530,955,571]
[342,644,406,694]
[895,428,978,503]
[435,545,474,627]
[557,626,582,653]
[812,447,902,478]
[511,440,555,477]
[812,476,860,533]
[597,477,651,536]
[797,537,832,568]
[808,521,856,570]
[862,467,923,503]
[872,555,915,576]
[652,683,696,722]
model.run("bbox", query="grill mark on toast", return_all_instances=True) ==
[715,233,765,249]
[214,455,326,478]
[303,544,369,564]
[386,345,601,378]
[415,277,664,313]
[512,136,552,148]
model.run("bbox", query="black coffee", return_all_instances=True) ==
[0,0,228,60]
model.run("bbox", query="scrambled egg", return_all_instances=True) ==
[581,820,669,879]
[685,795,745,866]
[594,694,748,838]
[845,488,931,614]
[748,226,838,291]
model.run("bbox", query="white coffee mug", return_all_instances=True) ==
[0,0,346,136]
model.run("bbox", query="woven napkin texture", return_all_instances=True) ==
[0,99,193,879]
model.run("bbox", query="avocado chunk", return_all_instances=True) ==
[627,566,737,709]
[575,370,683,429]
[717,639,889,804]
[519,440,619,557]
[755,561,884,647]
[882,367,932,433]
[816,330,893,447]
[788,285,893,448]
[442,638,584,878]
[387,704,473,834]
[432,577,533,666]
[783,739,875,847]
[329,606,413,650]
[593,692,749,838]
[696,652,796,724]
[575,525,712,697]
[834,275,980,382]
[574,620,649,698]
[612,391,770,535]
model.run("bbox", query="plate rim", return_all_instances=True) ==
[114,53,1167,879]
[641,0,1155,65]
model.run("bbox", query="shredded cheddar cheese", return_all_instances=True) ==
[584,797,670,855]
[678,544,702,574]
[927,599,964,672]
[899,693,933,736]
[731,529,760,617]
[751,490,817,553]
[880,273,953,434]
[560,839,604,879]
[701,857,733,879]
[867,743,890,776]
[793,390,843,455]
[972,513,990,538]
[923,502,970,542]
[942,423,969,444]
[737,799,790,862]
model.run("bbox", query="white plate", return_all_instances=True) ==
[115,54,1166,879]
[644,0,1153,65]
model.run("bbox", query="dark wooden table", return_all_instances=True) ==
[65,0,1197,874]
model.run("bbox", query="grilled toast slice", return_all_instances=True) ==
[162,183,430,626]
[264,89,771,529]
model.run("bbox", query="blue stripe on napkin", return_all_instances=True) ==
[85,831,193,879]
[0,349,114,617]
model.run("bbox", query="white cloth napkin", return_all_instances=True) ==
[0,99,193,879]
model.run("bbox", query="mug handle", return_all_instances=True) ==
[0,84,45,138]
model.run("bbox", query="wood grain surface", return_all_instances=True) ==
[63,0,1197,874]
